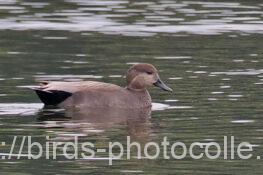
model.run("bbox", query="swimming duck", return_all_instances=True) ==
[34,63,172,108]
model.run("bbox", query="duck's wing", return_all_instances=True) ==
[33,81,122,106]
[38,81,123,92]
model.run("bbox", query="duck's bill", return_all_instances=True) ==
[153,79,173,92]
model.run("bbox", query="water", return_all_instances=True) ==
[0,0,263,174]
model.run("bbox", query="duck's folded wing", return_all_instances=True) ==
[33,81,122,106]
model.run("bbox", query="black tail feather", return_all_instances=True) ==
[34,89,72,106]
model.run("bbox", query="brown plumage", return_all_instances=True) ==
[34,63,172,108]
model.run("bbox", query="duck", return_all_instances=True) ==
[33,63,172,109]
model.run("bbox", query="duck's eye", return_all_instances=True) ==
[146,71,153,75]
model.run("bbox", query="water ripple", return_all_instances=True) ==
[0,1,263,36]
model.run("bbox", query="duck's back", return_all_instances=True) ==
[38,81,122,92]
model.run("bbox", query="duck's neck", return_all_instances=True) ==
[126,87,152,107]
[127,76,147,91]
[126,77,152,107]
[126,86,146,92]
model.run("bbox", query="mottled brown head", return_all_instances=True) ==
[126,63,172,92]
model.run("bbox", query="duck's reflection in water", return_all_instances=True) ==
[37,106,153,143]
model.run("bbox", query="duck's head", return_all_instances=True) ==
[126,63,173,92]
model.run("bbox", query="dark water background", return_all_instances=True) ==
[0,0,262,174]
